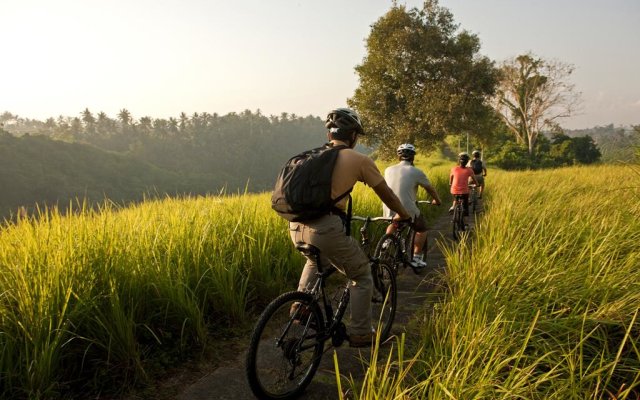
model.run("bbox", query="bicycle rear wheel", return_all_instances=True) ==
[246,291,325,400]
[374,233,402,275]
[452,206,465,241]
[371,262,397,341]
[471,192,477,214]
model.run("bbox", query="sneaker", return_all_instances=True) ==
[348,331,375,348]
[448,206,454,214]
[410,255,427,269]
[381,239,391,250]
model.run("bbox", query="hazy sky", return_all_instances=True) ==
[2,0,638,129]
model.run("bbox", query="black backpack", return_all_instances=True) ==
[271,144,351,223]
[470,159,483,174]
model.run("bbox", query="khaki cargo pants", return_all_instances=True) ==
[289,214,373,336]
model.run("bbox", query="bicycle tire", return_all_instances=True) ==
[471,192,477,214]
[452,206,465,241]
[373,233,403,275]
[246,291,325,400]
[371,262,397,341]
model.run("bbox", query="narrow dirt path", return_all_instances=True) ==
[176,207,479,400]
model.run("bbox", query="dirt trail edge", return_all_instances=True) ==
[177,208,478,400]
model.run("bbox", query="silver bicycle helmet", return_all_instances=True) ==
[325,108,364,135]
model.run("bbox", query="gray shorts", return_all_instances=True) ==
[473,174,485,186]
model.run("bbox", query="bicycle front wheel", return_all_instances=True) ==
[374,233,402,275]
[246,291,325,400]
[371,262,397,341]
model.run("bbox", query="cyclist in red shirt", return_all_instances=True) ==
[449,152,478,216]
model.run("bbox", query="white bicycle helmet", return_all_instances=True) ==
[397,143,416,159]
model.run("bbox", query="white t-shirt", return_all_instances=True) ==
[382,161,431,218]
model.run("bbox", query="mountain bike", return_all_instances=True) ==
[451,194,467,241]
[245,242,397,400]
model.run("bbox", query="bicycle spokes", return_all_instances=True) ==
[246,293,324,399]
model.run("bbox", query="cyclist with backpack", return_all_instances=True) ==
[468,150,487,198]
[382,143,442,269]
[272,107,412,348]
[449,152,479,216]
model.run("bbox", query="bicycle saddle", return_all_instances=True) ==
[295,242,320,257]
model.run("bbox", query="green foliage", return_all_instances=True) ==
[550,132,601,165]
[565,124,639,163]
[348,0,499,159]
[489,132,602,170]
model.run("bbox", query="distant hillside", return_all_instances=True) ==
[0,110,334,218]
[0,131,188,218]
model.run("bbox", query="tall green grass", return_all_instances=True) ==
[351,164,640,399]
[0,194,301,398]
[0,156,450,399]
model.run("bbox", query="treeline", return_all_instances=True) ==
[565,124,639,163]
[487,129,603,170]
[0,110,329,218]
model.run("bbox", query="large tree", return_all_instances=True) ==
[493,53,581,155]
[349,0,499,158]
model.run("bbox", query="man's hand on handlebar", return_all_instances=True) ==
[391,215,412,229]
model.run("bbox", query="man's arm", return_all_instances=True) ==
[372,181,411,220]
[470,172,479,186]
[421,184,442,205]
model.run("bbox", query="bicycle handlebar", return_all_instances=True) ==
[351,215,393,222]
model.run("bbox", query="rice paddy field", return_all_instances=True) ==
[0,162,638,399]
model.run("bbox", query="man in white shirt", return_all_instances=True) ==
[382,143,442,269]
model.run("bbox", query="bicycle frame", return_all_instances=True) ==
[452,194,466,240]
[246,231,397,400]
[294,244,350,344]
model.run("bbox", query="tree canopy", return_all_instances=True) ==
[349,0,499,159]
[493,53,581,155]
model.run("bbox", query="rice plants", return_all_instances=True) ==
[407,164,640,399]
[0,193,299,398]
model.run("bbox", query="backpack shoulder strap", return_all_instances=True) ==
[324,143,353,235]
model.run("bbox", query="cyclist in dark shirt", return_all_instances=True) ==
[467,150,487,198]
